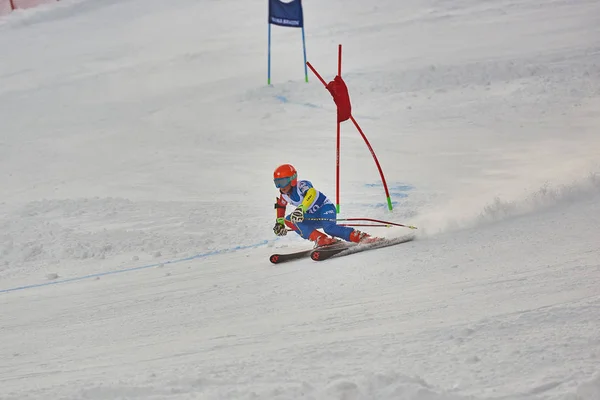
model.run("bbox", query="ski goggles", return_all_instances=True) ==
[274,173,296,188]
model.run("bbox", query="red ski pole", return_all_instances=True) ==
[304,217,417,230]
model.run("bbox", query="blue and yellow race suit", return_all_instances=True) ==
[275,180,354,241]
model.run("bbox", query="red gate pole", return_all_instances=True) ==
[351,115,393,210]
[306,62,326,85]
[307,49,394,212]
[10,0,16,11]
[336,44,342,212]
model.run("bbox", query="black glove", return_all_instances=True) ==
[273,221,287,236]
[290,206,305,223]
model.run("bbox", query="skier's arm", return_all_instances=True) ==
[274,195,294,235]
[274,196,287,222]
[290,187,317,223]
[299,187,318,212]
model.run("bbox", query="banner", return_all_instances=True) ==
[268,0,303,28]
[267,0,308,84]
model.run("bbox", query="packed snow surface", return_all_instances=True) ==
[1,0,599,399]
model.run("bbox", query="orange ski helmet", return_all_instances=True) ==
[273,164,297,188]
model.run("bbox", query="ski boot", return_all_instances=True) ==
[309,230,339,248]
[349,230,377,244]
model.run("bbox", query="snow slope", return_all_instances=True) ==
[1,0,600,399]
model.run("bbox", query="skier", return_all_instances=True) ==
[272,163,373,247]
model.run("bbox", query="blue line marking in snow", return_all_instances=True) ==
[365,183,414,192]
[0,240,270,294]
[373,201,400,208]
[275,95,319,109]
[364,182,413,207]
[302,102,319,108]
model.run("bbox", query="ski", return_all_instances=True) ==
[269,241,347,264]
[269,249,313,264]
[310,234,416,262]
[310,242,355,261]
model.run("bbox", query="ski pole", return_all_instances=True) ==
[340,218,417,229]
[287,223,400,232]
[304,217,417,230]
[338,223,395,227]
